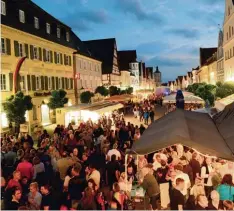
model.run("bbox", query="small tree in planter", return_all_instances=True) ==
[3,91,33,133]
[126,87,133,94]
[80,91,94,103]
[95,86,109,97]
[109,86,119,96]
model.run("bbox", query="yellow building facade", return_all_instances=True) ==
[1,24,75,133]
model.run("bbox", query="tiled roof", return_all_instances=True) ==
[200,48,217,67]
[117,50,137,71]
[177,76,183,83]
[187,72,193,77]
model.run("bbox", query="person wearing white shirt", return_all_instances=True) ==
[153,154,162,171]
[86,164,101,188]
[107,144,121,161]
[173,164,191,196]
[201,157,214,197]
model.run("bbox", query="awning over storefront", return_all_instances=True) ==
[163,94,204,104]
[131,108,234,161]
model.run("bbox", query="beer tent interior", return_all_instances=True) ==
[131,102,234,161]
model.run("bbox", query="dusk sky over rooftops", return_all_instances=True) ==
[33,0,224,82]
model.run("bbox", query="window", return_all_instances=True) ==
[34,17,39,29]
[45,50,50,62]
[58,78,62,88]
[19,43,24,57]
[19,10,25,23]
[232,27,234,36]
[65,55,69,65]
[67,78,71,89]
[46,23,50,34]
[56,53,60,64]
[36,76,41,90]
[33,105,37,120]
[48,77,52,89]
[1,1,6,15]
[66,32,69,42]
[227,32,229,41]
[1,38,6,54]
[57,27,60,38]
[20,75,26,90]
[0,74,7,90]
[33,46,38,59]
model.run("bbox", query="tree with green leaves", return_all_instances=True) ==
[48,89,68,109]
[95,86,109,96]
[109,86,119,96]
[126,87,133,94]
[216,82,234,99]
[3,91,33,133]
[80,91,94,103]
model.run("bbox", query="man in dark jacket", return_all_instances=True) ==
[180,156,193,184]
[68,163,87,209]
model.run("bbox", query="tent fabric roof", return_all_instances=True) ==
[213,102,234,154]
[131,109,234,160]
[163,94,204,104]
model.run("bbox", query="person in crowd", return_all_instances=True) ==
[16,155,34,181]
[207,190,220,210]
[195,194,209,210]
[6,170,22,190]
[170,178,185,210]
[149,109,155,124]
[216,174,234,201]
[223,200,234,210]
[155,159,169,184]
[7,187,22,210]
[32,156,45,182]
[175,90,185,110]
[153,154,162,171]
[86,163,101,188]
[79,187,97,210]
[189,152,201,182]
[201,157,214,198]
[143,110,149,125]
[106,154,120,188]
[28,182,42,210]
[107,143,121,161]
[141,164,160,210]
[110,182,126,210]
[180,156,193,184]
[40,184,56,210]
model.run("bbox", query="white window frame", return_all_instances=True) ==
[19,10,25,23]
[36,76,41,90]
[66,32,70,42]
[33,46,38,60]
[58,78,62,89]
[56,53,60,64]
[57,27,60,38]
[20,75,26,90]
[46,23,50,34]
[0,74,7,91]
[1,1,6,16]
[19,42,24,57]
[34,17,39,29]
[48,77,52,90]
[1,38,6,54]
[45,49,50,62]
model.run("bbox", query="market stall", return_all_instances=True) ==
[105,94,135,102]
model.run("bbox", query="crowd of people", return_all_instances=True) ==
[1,96,234,210]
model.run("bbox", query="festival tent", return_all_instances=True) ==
[163,94,204,104]
[131,109,234,161]
[213,101,234,153]
[215,94,234,111]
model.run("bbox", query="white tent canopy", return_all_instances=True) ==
[215,94,234,111]
[163,94,204,104]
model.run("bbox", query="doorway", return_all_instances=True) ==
[41,104,50,125]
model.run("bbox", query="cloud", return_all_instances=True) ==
[116,0,164,24]
[146,56,184,67]
[62,9,108,31]
[166,28,200,39]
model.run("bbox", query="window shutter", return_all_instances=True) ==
[60,53,63,65]
[65,78,68,89]
[31,75,36,90]
[45,76,48,90]
[9,73,13,91]
[50,51,53,63]
[30,45,34,60]
[17,75,21,91]
[56,77,59,90]
[14,41,19,57]
[27,75,31,91]
[62,77,65,89]
[25,44,29,58]
[54,52,57,64]
[64,54,66,65]
[6,38,11,55]
[69,56,71,66]
[52,76,55,90]
[43,49,46,61]
[70,78,73,89]
[41,76,44,90]
[39,47,42,61]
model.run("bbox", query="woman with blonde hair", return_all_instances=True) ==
[28,182,42,210]
[118,172,132,195]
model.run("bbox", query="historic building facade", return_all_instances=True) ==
[223,0,234,82]
[154,66,161,87]
[217,30,225,82]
